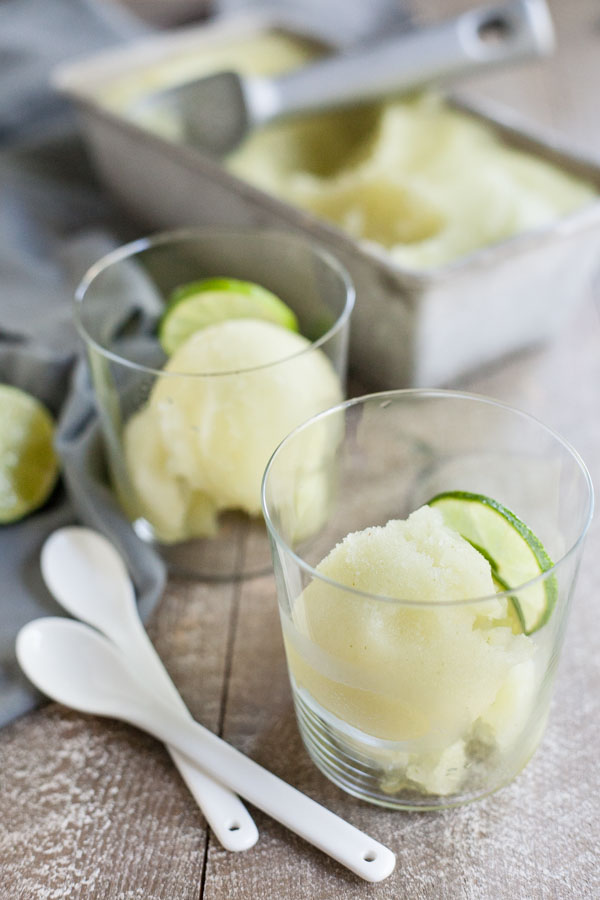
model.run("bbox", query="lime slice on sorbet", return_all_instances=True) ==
[159,277,299,354]
[428,491,556,634]
[0,384,59,524]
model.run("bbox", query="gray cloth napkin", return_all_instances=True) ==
[0,0,410,727]
[0,0,166,727]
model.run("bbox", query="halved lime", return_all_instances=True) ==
[0,385,59,524]
[427,491,557,634]
[158,277,299,355]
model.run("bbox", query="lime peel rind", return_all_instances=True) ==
[0,385,59,524]
[158,277,299,355]
[428,490,557,635]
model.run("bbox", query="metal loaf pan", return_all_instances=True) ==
[53,13,600,388]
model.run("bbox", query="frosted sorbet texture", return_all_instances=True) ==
[123,318,342,542]
[284,506,537,796]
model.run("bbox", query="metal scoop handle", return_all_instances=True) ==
[244,0,554,125]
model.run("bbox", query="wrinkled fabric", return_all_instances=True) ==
[0,0,164,727]
[0,0,410,726]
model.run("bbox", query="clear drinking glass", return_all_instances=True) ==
[262,390,593,810]
[75,227,354,579]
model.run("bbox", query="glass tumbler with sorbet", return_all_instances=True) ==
[75,227,354,579]
[262,389,593,809]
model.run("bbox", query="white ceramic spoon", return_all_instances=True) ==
[40,527,258,853]
[16,617,396,883]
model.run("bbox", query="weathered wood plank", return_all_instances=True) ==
[204,0,600,894]
[2,1,599,898]
[0,580,237,899]
[201,299,600,900]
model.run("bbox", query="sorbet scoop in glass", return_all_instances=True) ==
[75,227,353,579]
[262,390,593,809]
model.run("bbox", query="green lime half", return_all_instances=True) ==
[0,385,59,524]
[428,490,557,634]
[158,277,299,355]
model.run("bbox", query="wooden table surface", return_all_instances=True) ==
[2,1,599,897]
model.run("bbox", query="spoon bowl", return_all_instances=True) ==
[17,617,151,719]
[41,527,139,644]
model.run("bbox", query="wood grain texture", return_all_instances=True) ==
[0,580,237,899]
[201,298,600,900]
[2,0,600,896]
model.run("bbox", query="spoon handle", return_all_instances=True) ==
[129,696,395,882]
[122,625,258,852]
[165,746,258,851]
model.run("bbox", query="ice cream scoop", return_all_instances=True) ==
[136,0,554,156]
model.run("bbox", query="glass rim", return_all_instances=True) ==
[73,226,355,379]
[261,388,595,609]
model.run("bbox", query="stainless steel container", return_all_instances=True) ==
[53,13,600,388]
